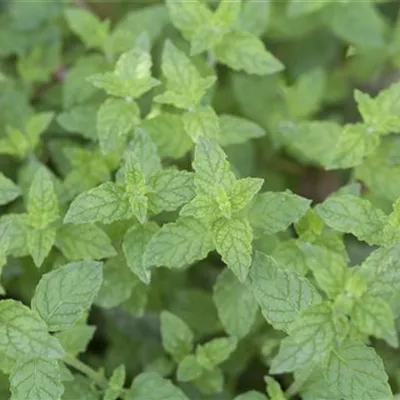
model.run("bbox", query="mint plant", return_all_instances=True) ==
[2,0,400,399]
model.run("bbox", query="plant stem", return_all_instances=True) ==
[63,354,108,391]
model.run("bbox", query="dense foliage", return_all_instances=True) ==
[2,0,400,399]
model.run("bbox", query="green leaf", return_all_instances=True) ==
[104,365,126,400]
[97,98,140,154]
[144,217,213,269]
[352,294,398,348]
[328,123,381,169]
[249,252,321,331]
[218,114,265,146]
[214,30,283,75]
[213,269,258,339]
[182,106,220,142]
[27,227,56,268]
[64,182,131,225]
[0,172,21,205]
[193,136,235,195]
[212,216,253,282]
[270,303,337,373]
[65,8,109,49]
[31,261,103,331]
[177,355,204,382]
[166,0,212,40]
[140,113,192,159]
[249,191,311,235]
[123,222,159,284]
[299,242,348,298]
[90,38,159,99]
[0,300,65,360]
[155,40,215,109]
[315,194,387,245]
[10,358,63,400]
[126,128,162,178]
[323,341,392,400]
[160,311,194,362]
[271,240,308,276]
[193,367,224,395]
[234,391,268,400]
[56,224,117,261]
[62,375,98,400]
[265,376,285,400]
[55,325,96,356]
[25,112,54,144]
[27,166,59,230]
[230,177,263,213]
[196,337,237,370]
[287,0,332,17]
[148,169,195,214]
[126,372,189,400]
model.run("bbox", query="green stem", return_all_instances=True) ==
[63,354,108,391]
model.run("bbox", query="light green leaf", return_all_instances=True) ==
[148,169,195,214]
[288,0,332,17]
[0,172,21,205]
[193,136,235,195]
[249,252,321,331]
[126,128,162,178]
[56,224,117,261]
[95,257,133,309]
[299,242,348,298]
[249,191,311,235]
[97,98,140,154]
[271,240,308,276]
[213,269,258,339]
[230,177,263,213]
[182,106,220,142]
[27,227,56,268]
[218,114,265,146]
[234,391,268,400]
[161,311,194,362]
[64,182,131,225]
[179,194,218,222]
[155,40,215,109]
[193,367,224,395]
[328,123,381,169]
[140,113,192,159]
[65,8,109,50]
[123,222,159,284]
[55,325,96,356]
[352,294,398,348]
[144,217,213,269]
[27,166,59,230]
[323,341,392,400]
[196,337,237,370]
[214,30,283,75]
[62,375,98,400]
[104,365,126,400]
[25,112,54,145]
[10,358,63,400]
[382,198,400,245]
[271,303,336,373]
[166,0,212,39]
[212,216,253,282]
[0,215,29,258]
[0,300,65,360]
[57,105,97,141]
[265,376,285,400]
[177,355,204,382]
[126,372,189,400]
[32,261,103,331]
[315,194,387,245]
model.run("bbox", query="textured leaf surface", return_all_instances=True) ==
[0,300,64,360]
[316,194,386,245]
[249,192,311,235]
[104,365,126,400]
[27,227,56,268]
[64,182,131,224]
[10,358,63,400]
[213,269,258,339]
[249,252,321,331]
[144,217,213,269]
[212,216,253,282]
[56,224,116,261]
[196,337,237,370]
[32,261,103,331]
[182,106,220,142]
[324,341,392,400]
